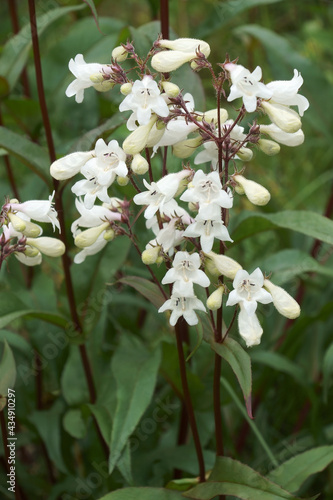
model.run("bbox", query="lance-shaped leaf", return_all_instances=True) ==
[118,276,166,309]
[98,488,183,500]
[210,337,252,418]
[108,335,161,473]
[0,340,16,398]
[267,446,333,493]
[183,456,314,500]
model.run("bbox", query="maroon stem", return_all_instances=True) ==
[160,0,169,39]
[27,0,108,456]
[8,0,31,97]
[175,319,206,482]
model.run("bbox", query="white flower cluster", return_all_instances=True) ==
[50,36,307,345]
[1,193,64,266]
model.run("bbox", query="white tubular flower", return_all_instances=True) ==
[162,251,210,295]
[183,210,233,253]
[205,252,242,280]
[238,304,263,347]
[266,69,309,116]
[133,170,191,219]
[71,198,122,235]
[50,151,93,180]
[263,279,300,319]
[148,218,184,256]
[261,101,302,133]
[158,38,211,56]
[15,251,42,267]
[65,54,112,103]
[180,170,233,212]
[158,285,206,327]
[207,286,224,311]
[260,124,304,147]
[226,268,272,315]
[74,233,108,264]
[119,75,169,126]
[7,192,60,231]
[233,175,271,206]
[152,38,210,73]
[122,116,157,155]
[26,237,65,257]
[257,139,280,156]
[225,63,272,113]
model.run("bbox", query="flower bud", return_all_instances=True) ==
[188,201,198,212]
[15,251,42,267]
[120,83,133,96]
[93,81,115,93]
[131,154,149,175]
[237,147,253,162]
[112,45,128,62]
[203,108,228,125]
[117,176,129,186]
[50,151,93,180]
[261,101,302,133]
[74,223,109,248]
[89,73,105,84]
[26,237,65,257]
[158,38,210,57]
[122,116,157,155]
[103,228,115,241]
[207,286,224,311]
[24,246,40,258]
[205,252,242,280]
[151,51,197,73]
[9,198,19,204]
[22,220,43,238]
[190,61,200,70]
[233,175,271,206]
[263,279,300,319]
[258,139,280,156]
[173,136,202,158]
[7,213,26,232]
[260,124,304,147]
[142,245,161,265]
[161,81,180,97]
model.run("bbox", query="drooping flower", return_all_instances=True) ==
[151,38,210,72]
[266,69,309,116]
[158,284,206,326]
[260,124,304,147]
[162,251,210,295]
[65,54,113,103]
[233,175,271,206]
[119,75,169,127]
[263,279,300,319]
[50,151,94,180]
[237,303,263,347]
[226,268,273,315]
[224,63,272,113]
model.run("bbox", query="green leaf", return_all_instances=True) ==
[210,337,252,418]
[183,456,302,499]
[232,210,333,246]
[0,340,16,397]
[98,488,183,500]
[197,0,284,38]
[0,127,51,185]
[268,446,333,493]
[28,399,68,474]
[61,347,90,406]
[72,112,126,151]
[250,351,307,387]
[109,335,161,473]
[118,276,166,309]
[117,442,133,485]
[221,378,278,467]
[165,477,199,492]
[257,249,333,285]
[323,343,333,403]
[0,330,30,356]
[0,4,85,94]
[63,409,87,439]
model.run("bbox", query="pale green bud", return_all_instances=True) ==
[117,176,129,186]
[103,229,115,241]
[207,287,224,311]
[142,246,161,265]
[161,81,180,97]
[188,201,198,212]
[261,101,302,133]
[122,116,157,155]
[203,108,228,125]
[190,60,200,70]
[26,237,65,257]
[205,252,242,280]
[75,223,109,248]
[89,73,105,84]
[22,220,43,238]
[120,83,133,96]
[93,81,115,93]
[112,45,128,62]
[234,175,271,206]
[258,139,280,156]
[173,137,202,158]
[9,198,19,204]
[24,246,40,258]
[264,280,300,319]
[131,154,149,175]
[237,147,253,162]
[7,213,26,232]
